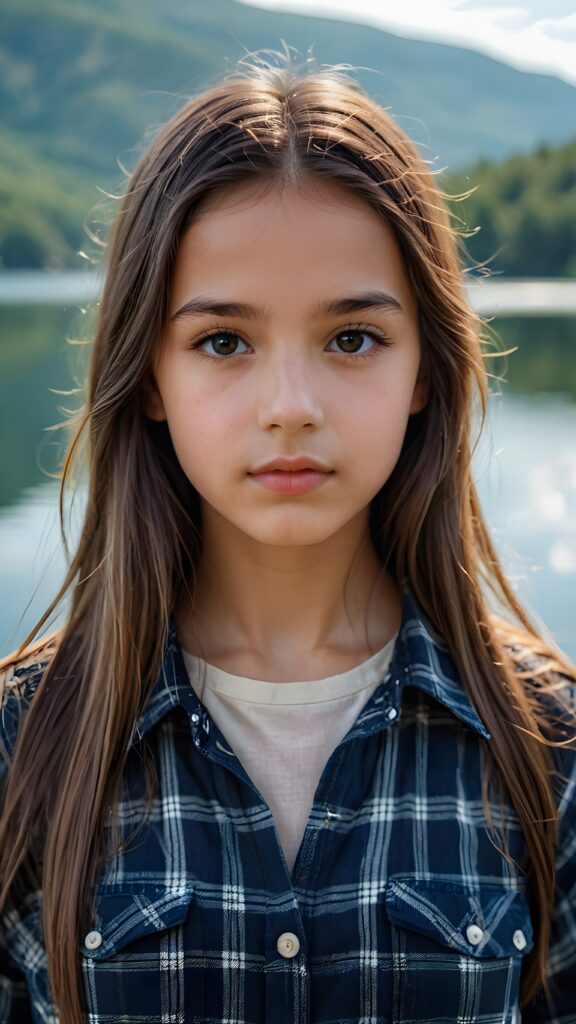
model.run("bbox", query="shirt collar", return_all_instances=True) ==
[128,621,195,750]
[128,582,491,751]
[384,586,491,740]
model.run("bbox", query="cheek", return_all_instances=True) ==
[348,384,413,445]
[161,369,208,433]
[162,379,245,482]
[350,393,413,487]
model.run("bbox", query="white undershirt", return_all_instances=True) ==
[181,636,397,873]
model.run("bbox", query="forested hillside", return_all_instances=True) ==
[1,0,575,272]
[446,140,576,278]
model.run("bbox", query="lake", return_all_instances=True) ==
[1,287,575,661]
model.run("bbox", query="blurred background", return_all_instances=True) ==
[0,0,575,657]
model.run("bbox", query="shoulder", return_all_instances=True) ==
[0,632,61,763]
[493,615,576,715]
[0,632,61,696]
[493,616,576,812]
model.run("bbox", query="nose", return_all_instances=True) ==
[256,349,325,433]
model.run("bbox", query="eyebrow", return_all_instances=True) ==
[170,289,404,322]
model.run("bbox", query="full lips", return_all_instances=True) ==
[248,469,332,495]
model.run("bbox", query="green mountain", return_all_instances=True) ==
[1,0,575,269]
[447,140,576,278]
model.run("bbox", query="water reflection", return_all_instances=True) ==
[474,393,576,658]
[0,303,90,508]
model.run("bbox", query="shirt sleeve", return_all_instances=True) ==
[0,931,34,1024]
[0,769,35,1023]
[522,738,576,1023]
[0,668,41,1024]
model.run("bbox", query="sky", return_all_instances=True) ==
[237,0,576,87]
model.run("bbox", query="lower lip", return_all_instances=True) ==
[248,470,332,494]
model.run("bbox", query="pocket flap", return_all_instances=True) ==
[385,876,533,959]
[82,884,194,960]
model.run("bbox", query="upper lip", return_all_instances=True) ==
[249,456,333,473]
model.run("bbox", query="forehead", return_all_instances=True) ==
[186,173,398,246]
[194,172,372,216]
[170,175,416,316]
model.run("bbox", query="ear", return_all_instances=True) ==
[142,375,167,422]
[409,371,429,415]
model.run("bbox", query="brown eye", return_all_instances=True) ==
[195,332,248,357]
[327,327,389,357]
[335,330,366,354]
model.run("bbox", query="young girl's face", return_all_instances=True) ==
[147,175,427,550]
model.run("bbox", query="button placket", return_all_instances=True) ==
[381,672,402,726]
[191,711,202,749]
[190,709,210,750]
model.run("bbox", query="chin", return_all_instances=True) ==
[242,521,344,548]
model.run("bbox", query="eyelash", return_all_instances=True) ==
[188,323,392,365]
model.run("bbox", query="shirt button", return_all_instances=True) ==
[84,930,103,951]
[277,931,300,958]
[386,707,398,721]
[466,924,484,946]
[513,929,527,951]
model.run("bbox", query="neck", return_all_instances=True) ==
[175,507,401,678]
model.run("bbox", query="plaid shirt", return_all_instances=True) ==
[1,587,575,1023]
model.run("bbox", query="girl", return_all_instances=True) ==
[1,53,575,1024]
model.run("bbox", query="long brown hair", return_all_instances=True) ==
[1,51,574,1022]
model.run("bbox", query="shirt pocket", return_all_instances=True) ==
[80,883,196,1021]
[384,875,533,1024]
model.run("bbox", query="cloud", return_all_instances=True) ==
[542,12,576,41]
[453,2,533,29]
[455,0,574,14]
[237,0,576,86]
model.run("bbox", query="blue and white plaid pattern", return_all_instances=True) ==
[1,587,575,1023]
